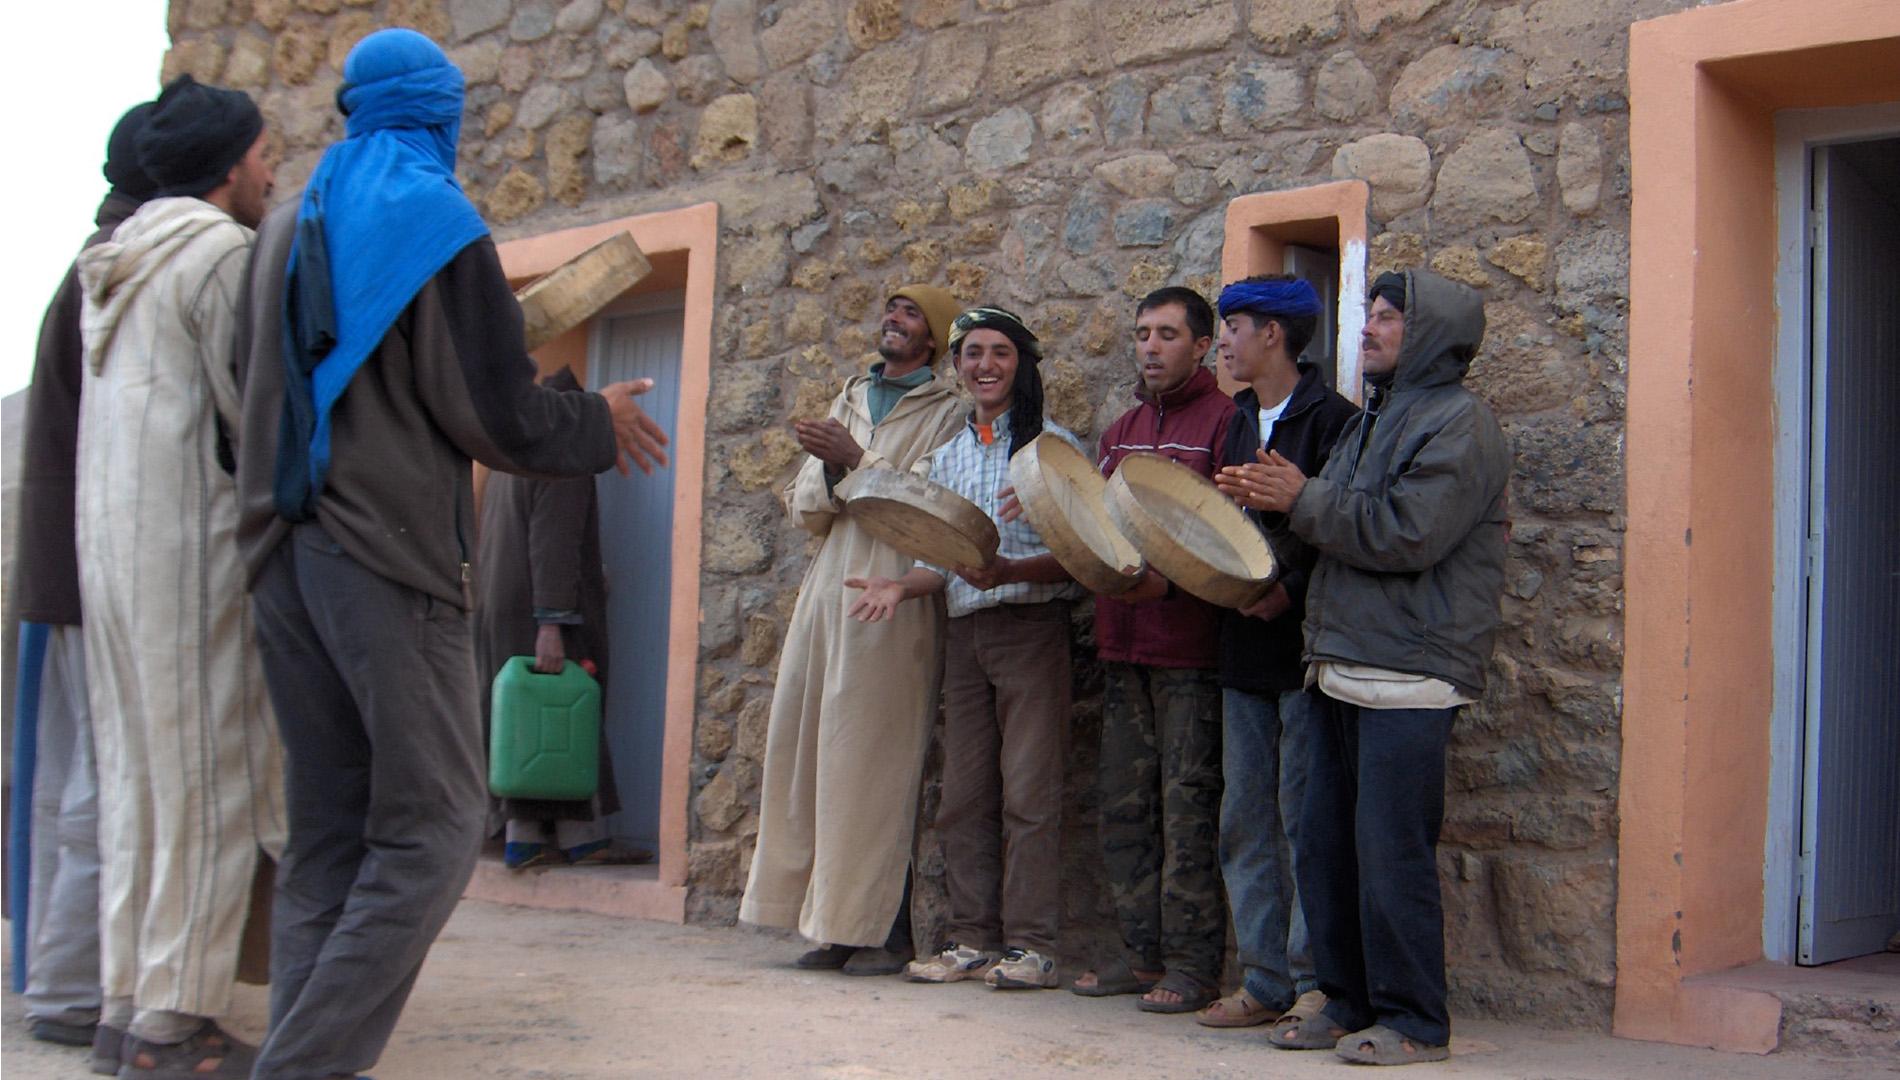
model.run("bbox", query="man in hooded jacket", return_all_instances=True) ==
[1249,269,1511,1065]
[234,30,667,1080]
[73,75,285,1078]
[14,99,154,1052]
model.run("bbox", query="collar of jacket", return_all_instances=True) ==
[837,365,958,422]
[1231,361,1330,421]
[1135,364,1222,409]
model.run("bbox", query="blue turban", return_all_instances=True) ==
[1216,278,1322,320]
[276,28,489,521]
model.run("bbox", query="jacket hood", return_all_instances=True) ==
[1393,270,1486,392]
[77,196,239,374]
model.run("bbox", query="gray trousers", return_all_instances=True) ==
[25,624,103,1027]
[248,524,486,1079]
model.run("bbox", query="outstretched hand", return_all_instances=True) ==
[844,576,906,622]
[794,418,865,470]
[599,378,671,476]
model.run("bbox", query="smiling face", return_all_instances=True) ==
[1133,301,1210,396]
[877,295,935,371]
[1360,295,1406,376]
[955,327,1019,422]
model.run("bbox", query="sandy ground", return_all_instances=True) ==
[6,899,1892,1079]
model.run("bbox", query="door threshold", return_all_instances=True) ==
[1687,952,1900,1057]
[463,852,687,923]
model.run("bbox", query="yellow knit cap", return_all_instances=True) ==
[889,284,961,364]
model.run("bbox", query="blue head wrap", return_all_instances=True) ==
[275,28,490,521]
[1217,278,1322,320]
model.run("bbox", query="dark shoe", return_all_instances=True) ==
[841,945,913,976]
[89,1025,125,1076]
[793,943,856,970]
[119,1021,257,1079]
[30,1016,97,1046]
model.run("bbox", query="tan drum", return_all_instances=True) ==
[1105,452,1277,609]
[1008,433,1144,595]
[515,231,653,351]
[838,468,1000,569]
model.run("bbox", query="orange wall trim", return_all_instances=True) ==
[1621,0,1900,1052]
[1219,180,1370,398]
[481,202,720,921]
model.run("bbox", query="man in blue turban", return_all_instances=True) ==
[232,29,669,1079]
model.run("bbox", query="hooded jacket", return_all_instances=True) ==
[1286,271,1512,697]
[1094,365,1238,669]
[14,190,144,624]
[1218,364,1359,694]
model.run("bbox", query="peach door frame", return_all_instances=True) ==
[1621,0,1900,1052]
[479,202,719,921]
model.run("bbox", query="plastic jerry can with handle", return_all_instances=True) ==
[488,656,600,801]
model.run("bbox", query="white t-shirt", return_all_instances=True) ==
[1257,393,1292,449]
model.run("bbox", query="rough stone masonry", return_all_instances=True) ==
[162,0,1692,1029]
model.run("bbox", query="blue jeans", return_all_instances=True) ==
[1219,687,1318,1009]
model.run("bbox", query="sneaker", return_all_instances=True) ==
[986,946,1058,989]
[904,942,1000,983]
[29,1016,97,1046]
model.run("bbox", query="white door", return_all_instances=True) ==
[1799,137,1900,965]
[587,298,684,851]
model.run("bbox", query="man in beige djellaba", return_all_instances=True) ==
[740,284,965,976]
[73,75,286,1079]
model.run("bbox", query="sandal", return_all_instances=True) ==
[1136,969,1218,1014]
[1195,987,1277,1028]
[1068,958,1160,997]
[1335,1023,1449,1066]
[1268,1001,1349,1050]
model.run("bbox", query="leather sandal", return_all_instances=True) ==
[1334,1023,1450,1065]
[1195,987,1278,1028]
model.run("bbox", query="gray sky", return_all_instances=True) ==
[1,3,171,398]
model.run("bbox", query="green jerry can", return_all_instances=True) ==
[488,656,601,801]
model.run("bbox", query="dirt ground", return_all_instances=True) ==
[5,899,1892,1079]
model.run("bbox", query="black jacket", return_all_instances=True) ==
[1217,363,1359,693]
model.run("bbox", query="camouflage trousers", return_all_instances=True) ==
[1097,662,1226,982]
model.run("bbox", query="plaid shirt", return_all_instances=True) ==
[919,413,1087,618]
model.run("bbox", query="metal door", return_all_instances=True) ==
[1284,244,1339,388]
[587,299,684,850]
[1799,138,1900,964]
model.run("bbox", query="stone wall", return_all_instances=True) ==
[164,0,1697,1029]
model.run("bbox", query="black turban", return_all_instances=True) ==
[947,306,1043,364]
[137,75,264,199]
[103,102,158,201]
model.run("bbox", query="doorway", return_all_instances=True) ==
[587,293,686,853]
[1793,135,1900,966]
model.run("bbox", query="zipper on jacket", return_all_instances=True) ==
[1346,384,1385,484]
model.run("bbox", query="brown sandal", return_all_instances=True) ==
[1196,987,1277,1028]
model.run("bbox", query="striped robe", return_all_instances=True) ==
[74,197,285,1020]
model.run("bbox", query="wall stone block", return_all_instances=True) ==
[1557,121,1604,214]
[1490,856,1616,987]
[1220,60,1304,135]
[1039,85,1100,151]
[692,93,759,168]
[1432,129,1538,229]
[845,0,902,50]
[1332,133,1432,220]
[1389,45,1526,128]
[1100,0,1235,67]
[448,0,508,40]
[816,44,918,141]
[990,1,1100,100]
[964,106,1034,174]
[918,33,985,114]
[695,756,760,832]
[1113,201,1176,248]
[1248,0,1343,51]
[509,2,555,42]
[484,167,546,223]
[1430,246,1490,289]
[450,39,502,83]
[760,0,839,69]
[1314,51,1376,121]
[388,0,451,40]
[224,33,273,87]
[556,0,603,35]
[1095,152,1179,198]
[1354,0,1444,35]
[544,113,591,204]
[591,114,641,187]
[703,506,775,575]
[1102,75,1148,145]
[1148,76,1219,142]
[623,58,670,112]
[1487,234,1550,290]
[272,24,324,85]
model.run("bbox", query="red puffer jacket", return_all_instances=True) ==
[1094,366,1237,669]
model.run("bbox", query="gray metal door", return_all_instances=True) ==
[587,299,684,850]
[1799,138,1900,965]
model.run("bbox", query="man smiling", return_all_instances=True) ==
[741,285,965,977]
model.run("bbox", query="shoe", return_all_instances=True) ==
[904,942,999,983]
[794,943,856,969]
[986,946,1058,989]
[88,1024,125,1076]
[30,1016,97,1046]
[503,841,555,870]
[119,1021,257,1079]
[841,945,913,976]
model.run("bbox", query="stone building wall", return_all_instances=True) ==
[164,0,1694,1029]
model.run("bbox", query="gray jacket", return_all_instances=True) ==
[1285,270,1511,697]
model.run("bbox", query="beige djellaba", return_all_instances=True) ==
[74,197,286,1020]
[740,370,965,947]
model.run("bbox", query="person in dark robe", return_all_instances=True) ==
[473,365,622,868]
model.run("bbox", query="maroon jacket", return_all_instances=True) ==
[1094,366,1238,669]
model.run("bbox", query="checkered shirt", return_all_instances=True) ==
[919,413,1088,618]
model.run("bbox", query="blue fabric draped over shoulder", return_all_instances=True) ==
[279,28,489,519]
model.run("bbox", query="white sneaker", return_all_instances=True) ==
[985,947,1057,989]
[904,942,1000,983]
